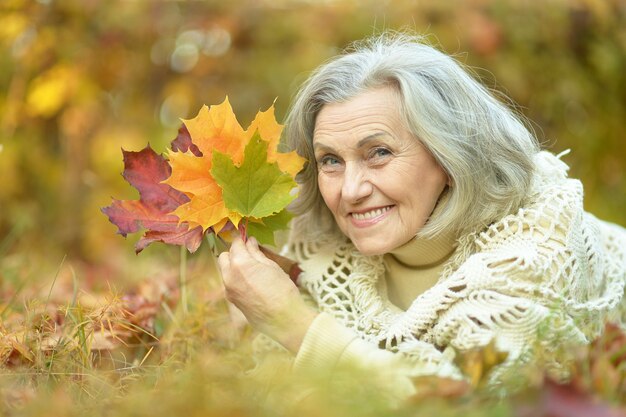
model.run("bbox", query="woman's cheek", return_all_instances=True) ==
[318,176,339,210]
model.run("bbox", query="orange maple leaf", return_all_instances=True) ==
[182,97,248,165]
[163,98,248,230]
[164,97,305,233]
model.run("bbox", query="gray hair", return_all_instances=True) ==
[284,33,540,240]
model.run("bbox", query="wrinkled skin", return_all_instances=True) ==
[313,87,448,255]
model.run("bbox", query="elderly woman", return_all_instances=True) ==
[217,34,626,396]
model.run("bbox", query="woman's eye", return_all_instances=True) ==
[370,147,392,159]
[317,155,342,171]
[320,155,340,165]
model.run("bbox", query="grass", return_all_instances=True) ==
[0,245,625,417]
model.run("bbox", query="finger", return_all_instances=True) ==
[229,237,254,270]
[229,237,253,263]
[217,252,231,279]
[230,237,247,254]
[246,237,276,266]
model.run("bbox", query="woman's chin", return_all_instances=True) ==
[351,233,416,256]
[351,239,390,256]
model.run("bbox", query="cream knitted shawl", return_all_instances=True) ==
[279,151,626,385]
[250,152,626,387]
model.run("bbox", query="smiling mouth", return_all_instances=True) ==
[350,206,393,220]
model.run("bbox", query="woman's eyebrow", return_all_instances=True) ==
[313,132,395,154]
[313,142,335,154]
[356,132,388,148]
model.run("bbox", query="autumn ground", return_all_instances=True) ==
[1,233,626,417]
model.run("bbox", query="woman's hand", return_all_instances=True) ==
[217,237,318,354]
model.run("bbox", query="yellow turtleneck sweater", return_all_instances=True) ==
[382,229,458,311]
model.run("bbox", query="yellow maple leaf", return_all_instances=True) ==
[172,192,229,231]
[247,101,283,159]
[247,103,306,177]
[274,150,308,178]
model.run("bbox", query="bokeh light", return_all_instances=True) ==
[0,0,623,277]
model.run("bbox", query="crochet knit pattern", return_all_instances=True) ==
[254,151,626,390]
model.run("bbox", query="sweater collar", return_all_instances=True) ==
[387,227,458,268]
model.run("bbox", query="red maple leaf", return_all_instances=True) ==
[170,124,202,157]
[102,144,203,253]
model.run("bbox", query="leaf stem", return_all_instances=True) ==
[179,246,188,315]
[239,219,249,243]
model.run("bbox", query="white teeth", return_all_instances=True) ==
[352,206,390,220]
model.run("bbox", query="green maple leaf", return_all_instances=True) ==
[246,209,293,246]
[211,132,298,221]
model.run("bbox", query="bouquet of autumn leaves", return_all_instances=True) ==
[102,98,305,278]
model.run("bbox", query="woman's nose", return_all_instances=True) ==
[341,163,373,203]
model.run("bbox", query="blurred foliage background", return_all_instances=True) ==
[0,0,625,288]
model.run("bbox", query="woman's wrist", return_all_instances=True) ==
[273,306,319,354]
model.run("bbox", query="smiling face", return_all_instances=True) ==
[313,86,449,255]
